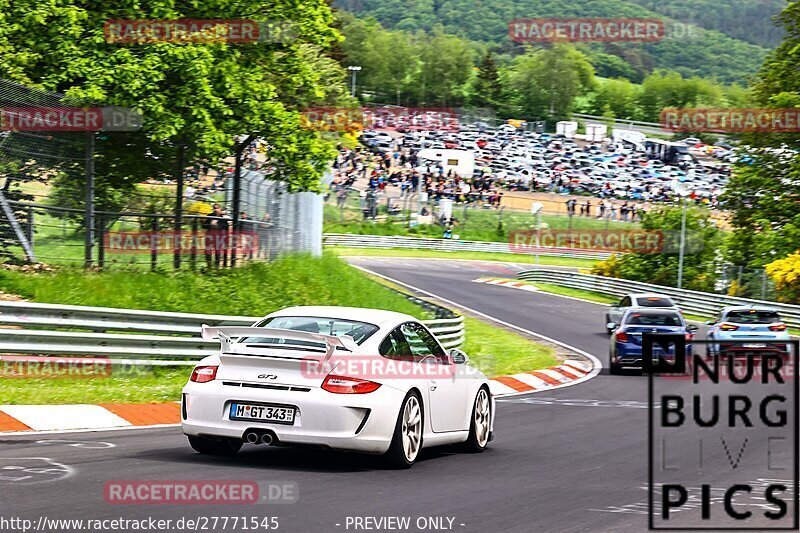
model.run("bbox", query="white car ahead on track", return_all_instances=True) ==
[182,306,495,468]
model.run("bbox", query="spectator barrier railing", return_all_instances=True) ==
[322,233,613,260]
[517,268,800,327]
[0,300,464,365]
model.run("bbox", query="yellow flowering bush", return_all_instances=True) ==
[766,251,800,303]
[590,254,623,278]
[186,201,213,216]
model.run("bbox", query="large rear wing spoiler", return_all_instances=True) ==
[201,325,359,362]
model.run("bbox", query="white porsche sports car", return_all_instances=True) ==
[182,306,494,468]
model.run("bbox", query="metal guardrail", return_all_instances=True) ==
[323,233,612,260]
[571,113,669,137]
[518,269,800,327]
[0,300,465,363]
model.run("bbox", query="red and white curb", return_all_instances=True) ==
[0,360,595,432]
[0,403,181,433]
[473,277,539,292]
[489,359,592,397]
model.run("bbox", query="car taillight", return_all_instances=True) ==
[769,323,787,332]
[190,365,218,383]
[322,375,381,394]
[685,333,694,341]
[615,331,629,343]
[720,323,739,331]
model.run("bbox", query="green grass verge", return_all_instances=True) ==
[328,246,598,268]
[461,316,558,376]
[527,281,617,305]
[0,251,558,403]
[0,252,425,318]
[0,367,190,405]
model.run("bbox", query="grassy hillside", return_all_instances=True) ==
[0,253,425,317]
[336,0,774,83]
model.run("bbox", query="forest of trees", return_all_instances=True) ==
[335,0,780,83]
[337,13,753,123]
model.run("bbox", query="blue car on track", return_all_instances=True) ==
[608,308,697,374]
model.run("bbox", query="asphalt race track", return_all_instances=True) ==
[1,258,795,533]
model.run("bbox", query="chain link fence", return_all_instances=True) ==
[323,187,641,245]
[0,79,323,269]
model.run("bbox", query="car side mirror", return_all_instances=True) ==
[705,320,714,325]
[687,324,699,332]
[607,322,617,331]
[449,349,469,365]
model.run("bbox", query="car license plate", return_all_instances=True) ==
[229,403,295,424]
[742,343,766,348]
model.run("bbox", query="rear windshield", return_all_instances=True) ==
[726,310,781,324]
[626,312,682,326]
[635,297,675,308]
[245,316,379,350]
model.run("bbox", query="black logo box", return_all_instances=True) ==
[645,336,799,530]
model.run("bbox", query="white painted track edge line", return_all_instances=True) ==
[352,265,602,396]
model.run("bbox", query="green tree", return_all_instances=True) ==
[0,0,343,192]
[592,206,723,292]
[720,1,800,272]
[338,15,419,103]
[413,30,474,106]
[505,45,595,121]
[469,51,502,108]
[588,78,641,120]
[721,151,800,269]
[636,71,724,122]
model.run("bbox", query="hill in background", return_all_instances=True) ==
[335,0,783,83]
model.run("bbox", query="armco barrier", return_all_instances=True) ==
[323,233,612,260]
[0,300,464,363]
[518,269,800,327]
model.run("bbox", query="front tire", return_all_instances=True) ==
[188,436,242,456]
[462,387,491,453]
[384,391,423,469]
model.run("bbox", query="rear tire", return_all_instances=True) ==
[384,391,423,469]
[609,352,623,375]
[188,436,242,456]
[461,387,491,453]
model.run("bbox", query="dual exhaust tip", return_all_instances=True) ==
[244,430,275,445]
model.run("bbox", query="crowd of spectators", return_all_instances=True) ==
[330,143,662,221]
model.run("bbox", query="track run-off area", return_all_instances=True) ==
[0,257,794,533]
